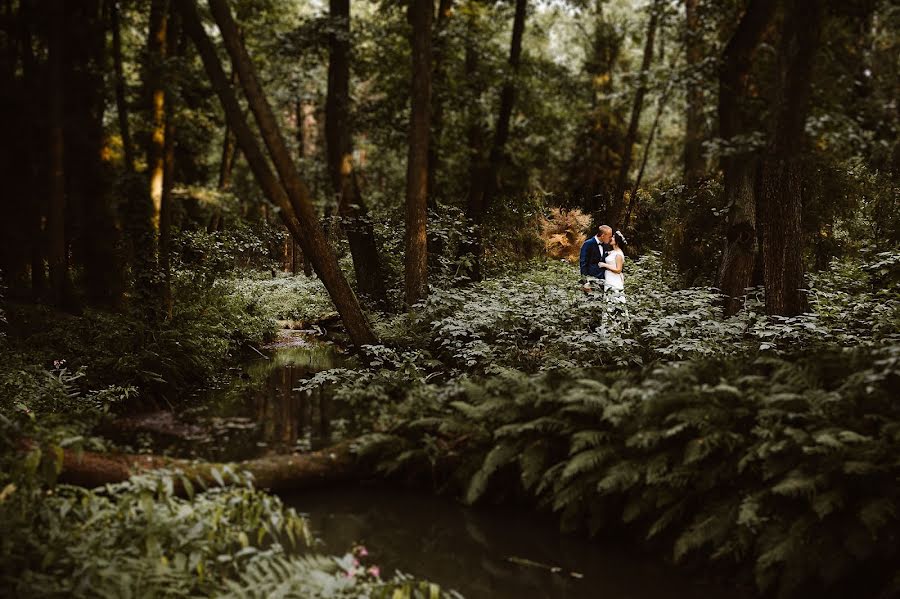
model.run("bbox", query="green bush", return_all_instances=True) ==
[360,343,900,597]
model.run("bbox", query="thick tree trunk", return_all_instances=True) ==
[482,0,527,209]
[683,0,704,182]
[404,0,433,306]
[111,0,135,173]
[325,0,387,304]
[611,0,660,226]
[716,0,777,315]
[189,0,376,346]
[56,442,359,491]
[760,0,821,316]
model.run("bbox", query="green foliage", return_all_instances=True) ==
[363,342,900,597]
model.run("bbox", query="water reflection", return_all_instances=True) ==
[114,335,348,461]
[286,485,752,599]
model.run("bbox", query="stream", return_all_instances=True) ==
[115,330,750,599]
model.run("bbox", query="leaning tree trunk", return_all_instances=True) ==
[716,0,777,315]
[325,0,387,305]
[611,0,660,227]
[760,0,822,316]
[160,5,181,317]
[404,0,433,307]
[481,0,527,210]
[198,0,377,346]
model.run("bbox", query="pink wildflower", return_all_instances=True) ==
[367,566,381,579]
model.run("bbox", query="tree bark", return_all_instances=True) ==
[611,0,660,226]
[146,0,168,234]
[683,0,704,182]
[481,0,527,210]
[404,0,433,306]
[760,0,821,316]
[716,0,777,315]
[56,442,359,491]
[325,0,387,304]
[111,0,136,173]
[189,0,376,346]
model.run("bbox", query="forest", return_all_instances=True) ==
[0,0,897,597]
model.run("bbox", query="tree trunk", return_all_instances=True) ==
[760,0,821,316]
[56,442,359,491]
[404,0,433,307]
[189,0,377,346]
[160,5,181,317]
[146,0,168,234]
[111,0,135,173]
[481,0,527,209]
[462,7,487,281]
[611,0,660,226]
[46,0,69,308]
[716,0,777,315]
[325,0,387,304]
[683,0,704,182]
[427,0,455,205]
[624,71,674,230]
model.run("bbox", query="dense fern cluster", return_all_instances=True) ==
[359,344,900,597]
[374,251,899,373]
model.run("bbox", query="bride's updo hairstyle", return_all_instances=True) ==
[613,230,628,248]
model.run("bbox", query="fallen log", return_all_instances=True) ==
[57,441,359,491]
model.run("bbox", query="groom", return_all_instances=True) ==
[580,225,612,281]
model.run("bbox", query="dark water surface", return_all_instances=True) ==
[285,485,751,599]
[121,336,751,599]
[108,332,351,461]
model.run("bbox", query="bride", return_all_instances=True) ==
[598,230,627,308]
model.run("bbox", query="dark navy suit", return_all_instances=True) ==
[579,236,607,278]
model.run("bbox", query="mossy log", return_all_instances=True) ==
[57,441,359,491]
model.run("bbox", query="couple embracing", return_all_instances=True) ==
[579,225,628,307]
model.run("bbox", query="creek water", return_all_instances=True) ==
[121,332,748,599]
[286,485,745,599]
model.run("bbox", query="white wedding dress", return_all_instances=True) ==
[603,249,625,296]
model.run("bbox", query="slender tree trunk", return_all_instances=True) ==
[716,0,777,315]
[462,8,487,281]
[198,0,377,346]
[160,6,181,316]
[612,0,660,226]
[760,0,821,316]
[47,0,69,308]
[427,0,455,205]
[624,72,674,230]
[482,0,527,209]
[147,0,168,233]
[683,0,704,182]
[325,0,387,304]
[111,0,135,173]
[404,0,433,306]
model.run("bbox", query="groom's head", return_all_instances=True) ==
[597,225,613,244]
